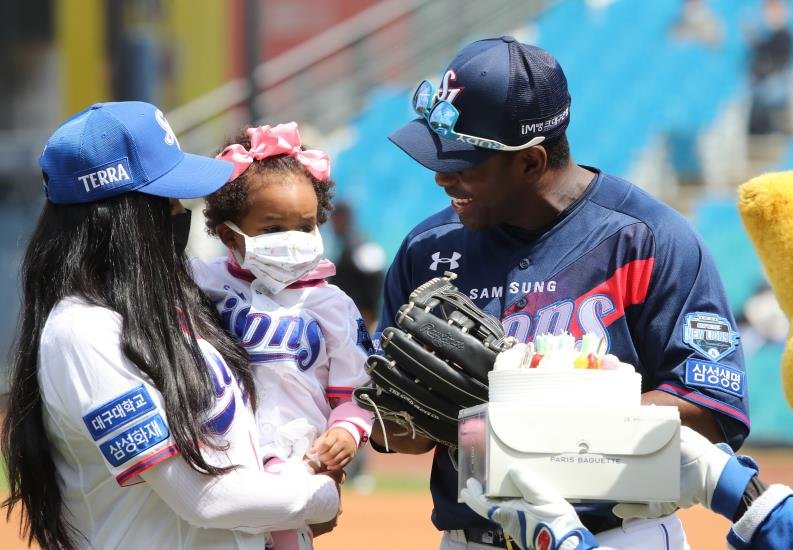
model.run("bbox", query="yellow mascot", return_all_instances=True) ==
[738,173,793,408]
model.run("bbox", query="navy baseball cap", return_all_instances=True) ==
[389,36,571,173]
[40,101,234,204]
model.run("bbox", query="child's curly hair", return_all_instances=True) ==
[204,127,335,236]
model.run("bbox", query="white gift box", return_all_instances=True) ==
[457,403,681,503]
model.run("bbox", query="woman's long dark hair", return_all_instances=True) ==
[1,192,255,549]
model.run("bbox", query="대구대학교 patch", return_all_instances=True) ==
[683,312,738,361]
[82,385,156,441]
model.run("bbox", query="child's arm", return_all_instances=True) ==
[315,292,376,470]
[311,400,375,470]
[311,287,374,470]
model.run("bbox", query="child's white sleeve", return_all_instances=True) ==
[142,456,339,533]
[323,290,374,443]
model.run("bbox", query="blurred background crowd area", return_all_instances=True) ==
[2,0,793,445]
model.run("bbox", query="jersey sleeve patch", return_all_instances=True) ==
[99,413,170,467]
[372,331,383,354]
[685,358,746,398]
[682,312,739,361]
[82,385,156,441]
[356,318,375,355]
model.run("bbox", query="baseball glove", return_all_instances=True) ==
[354,272,515,448]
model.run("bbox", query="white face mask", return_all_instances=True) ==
[225,221,324,294]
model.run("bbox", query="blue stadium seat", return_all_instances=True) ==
[332,0,762,257]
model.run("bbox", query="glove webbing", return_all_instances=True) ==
[408,272,513,352]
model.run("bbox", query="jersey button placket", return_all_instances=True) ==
[507,256,533,311]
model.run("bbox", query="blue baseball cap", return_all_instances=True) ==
[40,101,234,204]
[389,36,571,173]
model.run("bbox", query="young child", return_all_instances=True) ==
[191,122,374,549]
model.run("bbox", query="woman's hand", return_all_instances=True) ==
[311,468,346,537]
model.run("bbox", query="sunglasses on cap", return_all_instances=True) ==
[412,79,546,151]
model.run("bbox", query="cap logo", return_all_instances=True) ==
[437,70,463,103]
[76,157,132,193]
[155,109,180,148]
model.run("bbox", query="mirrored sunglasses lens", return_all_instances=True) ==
[428,102,458,136]
[413,81,434,115]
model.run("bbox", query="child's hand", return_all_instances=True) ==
[310,427,357,471]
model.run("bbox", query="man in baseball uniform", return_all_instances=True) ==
[372,36,750,549]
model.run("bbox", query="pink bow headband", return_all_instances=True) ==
[216,122,331,182]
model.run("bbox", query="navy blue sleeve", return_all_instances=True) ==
[370,236,418,455]
[634,220,749,450]
[376,236,413,340]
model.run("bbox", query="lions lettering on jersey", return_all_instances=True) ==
[218,294,323,370]
[501,250,655,351]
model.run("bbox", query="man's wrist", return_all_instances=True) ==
[711,454,760,520]
[731,475,768,523]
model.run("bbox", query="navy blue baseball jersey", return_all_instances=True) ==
[377,168,750,533]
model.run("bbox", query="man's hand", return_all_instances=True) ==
[370,419,436,454]
[613,425,732,519]
[460,467,599,550]
[311,468,345,537]
[311,427,357,471]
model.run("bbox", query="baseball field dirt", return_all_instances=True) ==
[2,447,791,549]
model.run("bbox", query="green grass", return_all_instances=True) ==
[0,460,7,494]
[343,472,429,494]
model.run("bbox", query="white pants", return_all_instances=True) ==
[440,514,690,550]
[596,515,690,550]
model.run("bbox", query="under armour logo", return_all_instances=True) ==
[155,109,180,148]
[429,251,461,271]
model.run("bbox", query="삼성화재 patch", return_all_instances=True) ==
[685,358,745,397]
[682,312,738,361]
[99,413,170,467]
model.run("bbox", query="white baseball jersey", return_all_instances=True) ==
[38,297,265,549]
[191,256,373,461]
